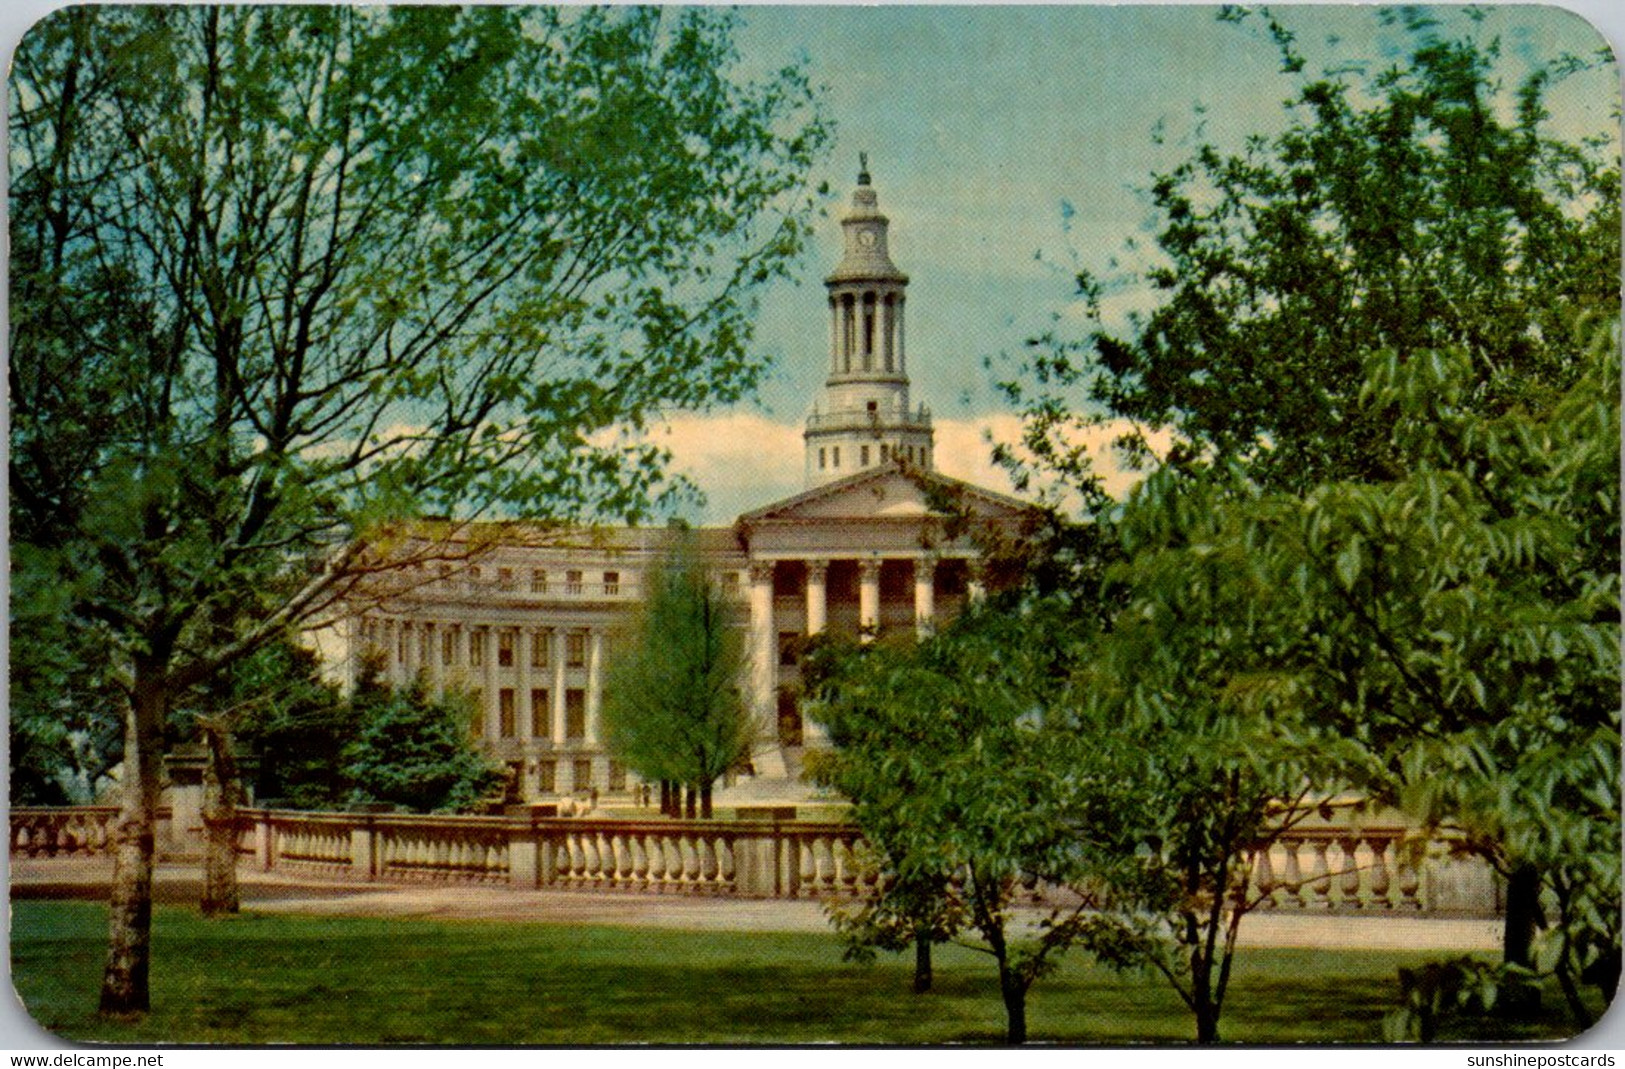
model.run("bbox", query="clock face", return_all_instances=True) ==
[857,228,877,248]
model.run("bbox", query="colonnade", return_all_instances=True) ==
[361,618,609,793]
[829,290,905,375]
[747,555,983,726]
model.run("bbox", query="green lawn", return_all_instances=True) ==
[11,900,1592,1045]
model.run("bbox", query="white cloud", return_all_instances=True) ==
[652,408,1173,526]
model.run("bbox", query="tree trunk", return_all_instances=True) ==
[99,667,166,1016]
[659,780,672,816]
[684,784,697,819]
[200,722,241,917]
[997,960,1027,1044]
[1501,864,1543,1017]
[700,781,713,819]
[912,929,933,994]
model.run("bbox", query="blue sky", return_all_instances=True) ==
[3,2,1620,526]
[649,3,1623,523]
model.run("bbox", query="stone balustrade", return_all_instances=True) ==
[11,806,173,857]
[10,807,1500,914]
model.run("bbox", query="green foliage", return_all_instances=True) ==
[224,641,356,810]
[1002,8,1618,499]
[806,605,1102,1043]
[600,536,753,808]
[994,7,1620,1037]
[342,656,502,814]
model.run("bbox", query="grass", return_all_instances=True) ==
[11,900,1595,1045]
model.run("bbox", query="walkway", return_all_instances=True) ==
[9,857,1504,950]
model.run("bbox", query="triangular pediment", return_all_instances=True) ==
[737,464,1032,525]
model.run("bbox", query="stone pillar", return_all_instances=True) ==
[748,561,776,723]
[550,629,567,747]
[829,296,839,375]
[858,558,881,641]
[805,559,828,636]
[585,629,603,747]
[913,555,936,638]
[483,627,500,747]
[897,297,906,375]
[517,626,533,744]
[382,619,400,686]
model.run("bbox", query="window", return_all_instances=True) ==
[499,689,516,737]
[498,567,515,591]
[880,444,889,461]
[530,689,549,737]
[609,761,627,791]
[469,633,484,667]
[537,759,556,794]
[832,446,840,468]
[867,400,878,414]
[565,689,586,738]
[778,631,800,667]
[566,569,583,595]
[860,445,870,467]
[603,570,620,596]
[532,631,549,668]
[530,568,548,594]
[573,758,593,791]
[442,630,455,666]
[498,630,514,667]
[819,447,826,470]
[566,632,587,667]
[470,691,485,737]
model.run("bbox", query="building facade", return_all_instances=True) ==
[340,168,1032,800]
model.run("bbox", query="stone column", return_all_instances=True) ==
[517,626,533,744]
[913,555,936,638]
[585,629,603,747]
[550,629,567,747]
[858,558,881,641]
[483,627,500,747]
[748,561,777,722]
[382,619,400,686]
[804,559,828,636]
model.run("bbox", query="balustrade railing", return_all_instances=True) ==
[11,806,1498,914]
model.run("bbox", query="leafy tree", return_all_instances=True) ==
[9,5,827,1015]
[601,535,753,818]
[807,606,1101,1044]
[230,642,356,811]
[343,657,502,814]
[997,7,1619,1032]
[1003,7,1618,499]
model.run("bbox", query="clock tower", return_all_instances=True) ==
[805,157,934,486]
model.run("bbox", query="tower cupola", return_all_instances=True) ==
[804,157,934,487]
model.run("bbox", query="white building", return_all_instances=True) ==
[340,167,1034,801]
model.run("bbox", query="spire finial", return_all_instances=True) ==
[857,151,871,186]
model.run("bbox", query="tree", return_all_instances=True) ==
[807,606,1102,1044]
[600,534,754,818]
[1003,7,1618,498]
[997,7,1618,1030]
[9,5,828,1015]
[343,656,503,814]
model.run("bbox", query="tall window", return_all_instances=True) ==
[537,760,556,794]
[498,689,516,737]
[566,632,587,667]
[442,630,455,666]
[530,568,548,594]
[469,633,484,667]
[860,445,870,467]
[497,567,515,591]
[603,570,620,596]
[532,631,549,668]
[470,690,485,736]
[497,631,514,667]
[573,758,593,791]
[566,569,583,595]
[565,689,586,738]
